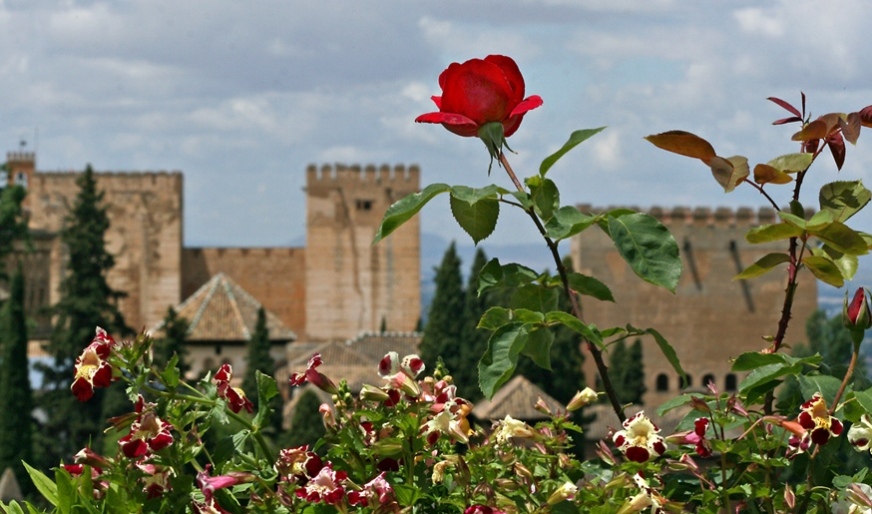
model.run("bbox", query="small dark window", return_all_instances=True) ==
[656,373,669,392]
[702,374,716,390]
[15,172,27,188]
[725,373,738,391]
[356,199,373,211]
[680,374,693,390]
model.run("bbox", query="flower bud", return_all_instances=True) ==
[844,288,872,346]
[567,387,598,411]
[547,481,578,505]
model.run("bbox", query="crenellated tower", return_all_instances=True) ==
[304,164,421,342]
[571,204,818,406]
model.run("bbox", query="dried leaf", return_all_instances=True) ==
[645,130,716,163]
[710,155,749,193]
[754,163,793,185]
[792,119,829,142]
[841,112,861,145]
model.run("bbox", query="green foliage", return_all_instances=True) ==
[457,248,492,396]
[608,339,646,405]
[243,307,273,407]
[0,265,34,495]
[36,165,131,470]
[283,388,326,449]
[420,242,467,387]
[0,183,30,281]
[153,306,190,378]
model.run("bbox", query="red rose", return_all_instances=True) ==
[415,55,542,139]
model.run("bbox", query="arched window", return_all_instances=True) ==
[680,374,693,390]
[655,373,669,392]
[725,373,738,392]
[702,374,716,390]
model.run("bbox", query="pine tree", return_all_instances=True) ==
[456,248,492,397]
[154,306,190,377]
[419,242,467,387]
[0,265,34,495]
[36,165,130,469]
[282,389,327,449]
[243,307,273,410]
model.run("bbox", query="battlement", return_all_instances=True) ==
[186,246,304,257]
[306,163,420,186]
[6,151,35,163]
[576,204,816,227]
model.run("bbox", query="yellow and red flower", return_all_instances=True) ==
[214,364,254,414]
[797,393,843,446]
[613,412,667,463]
[118,396,174,459]
[71,327,118,402]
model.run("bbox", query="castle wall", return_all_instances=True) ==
[24,168,183,331]
[304,164,421,342]
[571,205,818,406]
[181,247,307,338]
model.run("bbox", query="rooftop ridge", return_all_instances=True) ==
[575,204,815,226]
[306,163,419,183]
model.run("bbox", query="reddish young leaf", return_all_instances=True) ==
[860,105,872,128]
[792,116,839,142]
[840,113,861,145]
[767,96,802,118]
[827,131,846,170]
[645,131,716,163]
[773,116,803,126]
[753,164,793,185]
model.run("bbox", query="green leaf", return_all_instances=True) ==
[854,387,872,414]
[392,484,421,507]
[656,393,696,416]
[520,326,554,371]
[767,152,814,173]
[819,180,872,222]
[509,284,559,313]
[567,272,615,302]
[544,207,599,240]
[55,467,73,514]
[526,176,559,221]
[605,213,682,292]
[160,353,181,389]
[253,371,280,428]
[449,186,500,244]
[478,306,512,331]
[745,223,804,244]
[373,183,450,243]
[539,127,606,176]
[24,461,58,507]
[479,323,528,399]
[734,252,790,280]
[739,362,802,395]
[2,501,26,514]
[813,221,869,255]
[777,210,808,230]
[646,328,687,383]
[797,374,845,406]
[803,255,845,287]
[545,311,605,350]
[477,259,540,295]
[709,155,749,193]
[732,352,789,371]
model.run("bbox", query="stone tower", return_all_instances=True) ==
[571,205,818,407]
[304,164,421,342]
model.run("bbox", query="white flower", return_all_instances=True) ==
[612,411,666,463]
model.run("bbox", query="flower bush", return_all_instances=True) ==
[5,54,872,513]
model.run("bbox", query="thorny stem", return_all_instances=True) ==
[499,152,626,422]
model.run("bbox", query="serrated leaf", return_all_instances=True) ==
[253,371,279,428]
[645,130,716,163]
[798,374,844,406]
[745,223,804,244]
[777,210,808,230]
[526,176,559,221]
[734,252,790,280]
[540,127,606,176]
[479,323,528,399]
[373,183,450,243]
[739,362,802,394]
[803,255,845,287]
[819,180,871,223]
[520,326,554,370]
[544,206,598,240]
[767,152,813,173]
[449,188,499,244]
[478,306,512,331]
[816,245,859,281]
[753,163,793,185]
[710,155,749,193]
[567,272,615,302]
[605,213,682,292]
[813,221,869,255]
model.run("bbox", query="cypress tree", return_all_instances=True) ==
[419,242,466,386]
[36,165,130,469]
[154,306,190,377]
[0,265,34,495]
[0,182,30,281]
[609,339,645,405]
[456,248,491,397]
[283,389,326,449]
[243,307,273,410]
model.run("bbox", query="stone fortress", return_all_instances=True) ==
[3,151,818,409]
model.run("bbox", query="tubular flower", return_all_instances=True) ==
[493,415,536,444]
[613,412,667,463]
[275,445,324,484]
[347,472,396,508]
[668,417,712,458]
[71,327,118,402]
[848,414,872,454]
[289,353,338,394]
[797,392,843,446]
[213,364,254,414]
[296,463,347,505]
[415,55,542,139]
[423,398,472,444]
[138,463,173,499]
[465,506,507,514]
[567,387,599,411]
[118,403,175,459]
[547,481,579,505]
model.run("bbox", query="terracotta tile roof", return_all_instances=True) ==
[285,332,422,393]
[471,375,565,422]
[153,272,296,343]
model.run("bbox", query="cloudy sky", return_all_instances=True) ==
[2,0,871,254]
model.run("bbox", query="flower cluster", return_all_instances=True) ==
[289,353,338,394]
[214,363,254,413]
[118,396,175,459]
[71,327,118,401]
